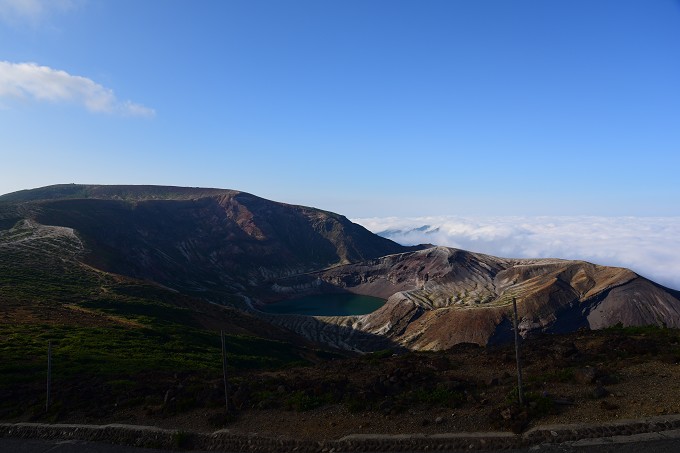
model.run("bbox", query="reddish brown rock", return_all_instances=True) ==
[268,246,680,351]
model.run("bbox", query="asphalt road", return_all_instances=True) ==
[3,437,680,453]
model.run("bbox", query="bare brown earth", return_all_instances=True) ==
[4,185,679,355]
[263,247,680,351]
[26,328,680,441]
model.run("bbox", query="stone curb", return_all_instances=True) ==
[1,414,680,452]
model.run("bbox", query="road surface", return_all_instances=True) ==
[3,436,680,453]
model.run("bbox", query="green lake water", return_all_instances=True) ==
[259,293,386,316]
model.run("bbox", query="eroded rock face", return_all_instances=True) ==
[0,184,411,297]
[4,185,679,353]
[263,247,680,351]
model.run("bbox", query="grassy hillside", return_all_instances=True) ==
[0,185,409,421]
[0,220,331,420]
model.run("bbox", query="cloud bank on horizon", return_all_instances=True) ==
[353,216,680,291]
[0,61,155,117]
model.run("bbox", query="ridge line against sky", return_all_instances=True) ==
[1,0,679,218]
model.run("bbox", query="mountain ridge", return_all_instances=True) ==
[0,184,414,300]
[261,246,680,350]
[2,184,679,352]
[0,183,238,203]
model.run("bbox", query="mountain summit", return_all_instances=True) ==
[2,184,679,351]
[0,184,410,299]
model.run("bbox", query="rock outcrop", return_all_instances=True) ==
[0,184,412,299]
[263,247,680,351]
[3,184,679,353]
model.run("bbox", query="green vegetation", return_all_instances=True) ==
[0,324,303,383]
[0,228,315,420]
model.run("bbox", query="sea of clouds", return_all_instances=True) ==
[353,216,680,291]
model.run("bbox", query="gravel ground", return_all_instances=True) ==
[9,329,679,442]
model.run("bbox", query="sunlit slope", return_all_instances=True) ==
[269,247,680,350]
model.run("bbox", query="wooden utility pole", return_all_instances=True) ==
[512,298,525,405]
[220,330,229,412]
[46,340,52,412]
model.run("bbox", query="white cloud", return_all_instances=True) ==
[0,61,155,117]
[353,216,680,291]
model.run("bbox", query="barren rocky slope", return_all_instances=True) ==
[261,247,680,351]
[0,215,319,347]
[2,184,679,353]
[0,184,411,300]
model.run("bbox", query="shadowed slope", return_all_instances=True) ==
[0,184,410,300]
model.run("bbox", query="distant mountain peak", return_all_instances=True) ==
[0,183,242,203]
[0,184,412,297]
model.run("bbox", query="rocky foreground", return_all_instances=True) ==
[3,414,680,452]
[11,327,679,445]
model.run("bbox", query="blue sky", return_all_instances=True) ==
[1,0,679,217]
